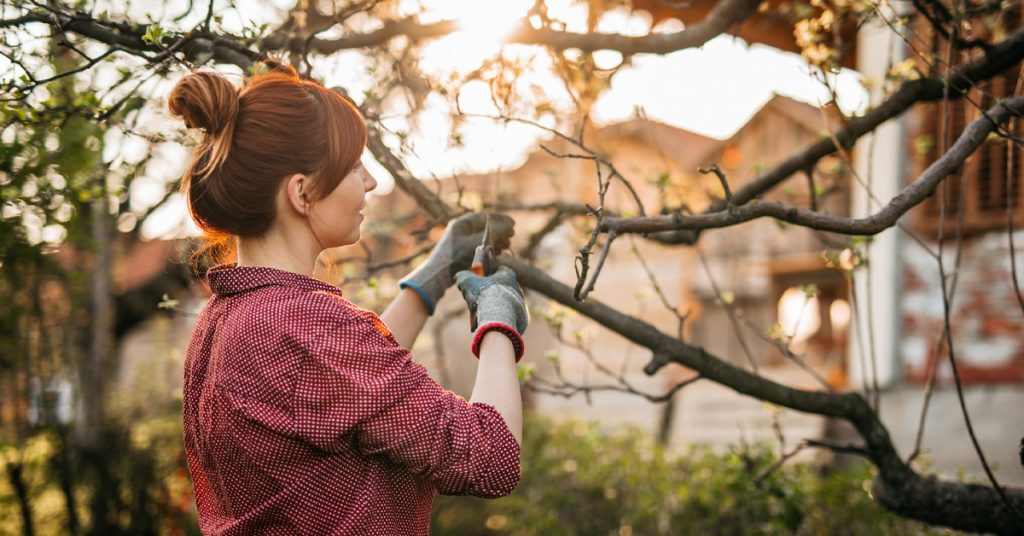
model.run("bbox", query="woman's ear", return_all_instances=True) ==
[283,173,311,216]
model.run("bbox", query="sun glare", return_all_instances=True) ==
[421,0,532,42]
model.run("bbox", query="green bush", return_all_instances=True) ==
[0,415,199,536]
[431,416,959,536]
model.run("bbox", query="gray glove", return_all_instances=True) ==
[455,266,529,360]
[399,212,514,315]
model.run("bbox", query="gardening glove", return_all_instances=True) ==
[399,212,515,315]
[455,266,529,361]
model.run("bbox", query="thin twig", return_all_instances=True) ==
[626,234,689,339]
[696,249,760,374]
[578,229,615,302]
[699,165,732,205]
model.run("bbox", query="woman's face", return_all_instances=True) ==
[308,158,378,248]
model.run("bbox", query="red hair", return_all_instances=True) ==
[168,60,367,267]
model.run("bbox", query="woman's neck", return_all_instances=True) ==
[235,227,319,275]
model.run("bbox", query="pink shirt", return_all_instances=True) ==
[183,264,520,535]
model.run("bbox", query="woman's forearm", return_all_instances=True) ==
[469,332,522,445]
[379,287,430,349]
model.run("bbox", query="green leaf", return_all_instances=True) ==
[141,23,166,46]
[517,363,536,381]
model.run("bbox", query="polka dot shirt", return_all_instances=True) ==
[183,264,521,535]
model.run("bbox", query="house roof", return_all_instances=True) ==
[445,116,722,187]
[370,98,826,216]
[594,117,723,172]
[748,94,832,136]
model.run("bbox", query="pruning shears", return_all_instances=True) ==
[470,214,495,277]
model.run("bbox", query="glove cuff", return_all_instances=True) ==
[471,321,525,362]
[398,280,437,315]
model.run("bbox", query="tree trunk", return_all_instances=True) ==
[873,471,1024,536]
[5,460,35,536]
[79,192,117,535]
[52,428,80,536]
[656,396,676,445]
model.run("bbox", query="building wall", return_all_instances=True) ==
[892,230,1024,485]
[901,231,1024,383]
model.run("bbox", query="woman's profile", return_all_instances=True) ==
[168,60,528,535]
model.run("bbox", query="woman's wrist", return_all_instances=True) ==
[472,322,524,362]
[478,329,516,362]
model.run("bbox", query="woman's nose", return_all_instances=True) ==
[362,167,378,192]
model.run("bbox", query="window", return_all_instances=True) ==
[913,68,1024,235]
[769,257,850,388]
[911,9,1024,236]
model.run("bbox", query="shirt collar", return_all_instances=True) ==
[206,263,343,297]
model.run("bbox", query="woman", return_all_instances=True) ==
[169,61,528,535]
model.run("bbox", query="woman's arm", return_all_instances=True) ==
[293,307,521,498]
[469,332,522,444]
[455,266,529,445]
[379,286,430,349]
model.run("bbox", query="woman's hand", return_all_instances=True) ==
[399,212,515,315]
[454,266,529,361]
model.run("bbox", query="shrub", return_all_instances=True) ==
[431,416,958,536]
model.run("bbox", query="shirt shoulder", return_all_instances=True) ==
[236,287,402,372]
[229,285,374,344]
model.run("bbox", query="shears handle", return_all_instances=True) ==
[470,214,494,276]
[470,244,494,276]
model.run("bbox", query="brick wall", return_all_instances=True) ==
[901,230,1024,383]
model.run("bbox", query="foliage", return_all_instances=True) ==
[0,414,198,536]
[431,416,958,536]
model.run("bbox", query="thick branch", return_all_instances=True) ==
[599,96,1024,236]
[502,254,1024,534]
[362,121,453,221]
[310,17,458,51]
[3,9,258,66]
[310,0,762,55]
[732,26,1024,205]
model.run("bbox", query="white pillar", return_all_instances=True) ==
[849,10,906,389]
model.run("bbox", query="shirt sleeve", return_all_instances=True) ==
[292,303,520,498]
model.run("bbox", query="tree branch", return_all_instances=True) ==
[362,118,454,221]
[598,96,1024,236]
[310,17,458,51]
[310,0,762,55]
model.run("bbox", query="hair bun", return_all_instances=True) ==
[168,71,239,136]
